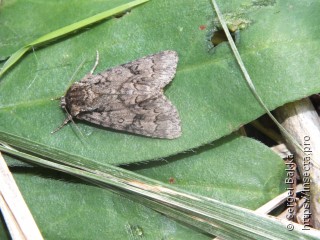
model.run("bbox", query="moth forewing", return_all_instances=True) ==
[56,50,181,139]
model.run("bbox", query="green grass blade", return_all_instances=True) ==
[0,47,29,78]
[0,0,149,78]
[1,136,320,239]
[210,0,305,154]
[29,0,149,46]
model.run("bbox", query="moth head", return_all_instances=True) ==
[60,96,76,115]
[60,96,67,109]
[51,96,74,134]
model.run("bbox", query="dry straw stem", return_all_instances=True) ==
[275,98,320,229]
[0,152,43,240]
[210,0,320,233]
[1,0,319,238]
[209,0,304,153]
[1,141,320,239]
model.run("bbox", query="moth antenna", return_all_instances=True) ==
[51,56,89,135]
[66,58,87,88]
[90,50,100,74]
[31,46,39,65]
[51,96,61,101]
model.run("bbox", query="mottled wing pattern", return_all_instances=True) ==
[63,50,181,139]
[76,94,181,139]
[79,50,178,91]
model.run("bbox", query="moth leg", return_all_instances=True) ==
[51,114,73,134]
[51,96,75,133]
[90,50,100,74]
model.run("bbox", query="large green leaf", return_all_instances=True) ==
[0,1,319,165]
[133,135,286,209]
[1,136,287,239]
[3,171,211,240]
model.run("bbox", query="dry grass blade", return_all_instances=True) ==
[1,142,320,239]
[209,0,304,154]
[0,152,43,240]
